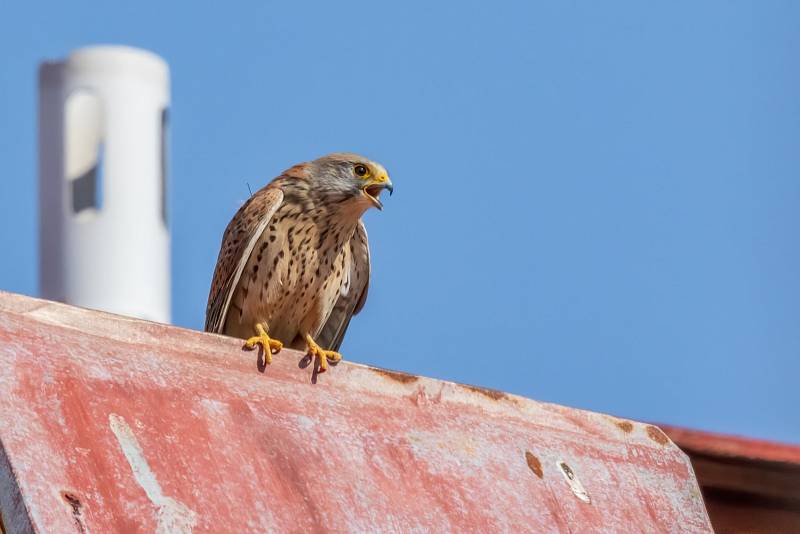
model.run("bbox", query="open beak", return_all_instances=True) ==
[363,176,394,210]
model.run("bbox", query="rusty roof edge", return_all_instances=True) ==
[353,364,683,449]
[0,290,682,455]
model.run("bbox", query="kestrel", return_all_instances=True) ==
[205,153,392,373]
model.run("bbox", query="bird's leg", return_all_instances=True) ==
[304,334,342,373]
[243,323,283,365]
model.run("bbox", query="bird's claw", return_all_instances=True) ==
[312,348,342,373]
[305,334,342,373]
[243,324,283,365]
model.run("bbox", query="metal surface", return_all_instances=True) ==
[661,424,800,465]
[0,291,712,533]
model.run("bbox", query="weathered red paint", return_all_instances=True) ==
[0,291,712,533]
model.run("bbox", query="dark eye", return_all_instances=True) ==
[354,164,369,177]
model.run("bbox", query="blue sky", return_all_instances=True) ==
[1,1,799,443]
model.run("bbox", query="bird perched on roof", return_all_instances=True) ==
[205,153,393,373]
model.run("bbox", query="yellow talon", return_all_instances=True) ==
[244,323,283,365]
[305,334,342,373]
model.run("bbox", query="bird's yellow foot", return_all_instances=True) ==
[305,334,342,373]
[243,323,283,365]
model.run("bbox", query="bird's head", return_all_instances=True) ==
[307,153,393,212]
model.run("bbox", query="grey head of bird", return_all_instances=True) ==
[303,152,394,213]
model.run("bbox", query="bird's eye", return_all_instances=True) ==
[354,164,369,178]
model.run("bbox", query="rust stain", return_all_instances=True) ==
[646,425,670,445]
[525,451,543,478]
[372,368,419,384]
[616,421,634,433]
[61,491,86,534]
[461,384,507,401]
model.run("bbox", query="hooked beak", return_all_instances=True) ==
[363,176,393,210]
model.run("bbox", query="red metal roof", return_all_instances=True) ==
[0,291,712,532]
[661,424,800,465]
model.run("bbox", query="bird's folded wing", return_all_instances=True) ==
[205,187,284,333]
[315,220,371,351]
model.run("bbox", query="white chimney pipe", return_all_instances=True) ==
[38,46,171,323]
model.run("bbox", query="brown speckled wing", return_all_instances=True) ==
[205,187,284,334]
[315,220,371,351]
